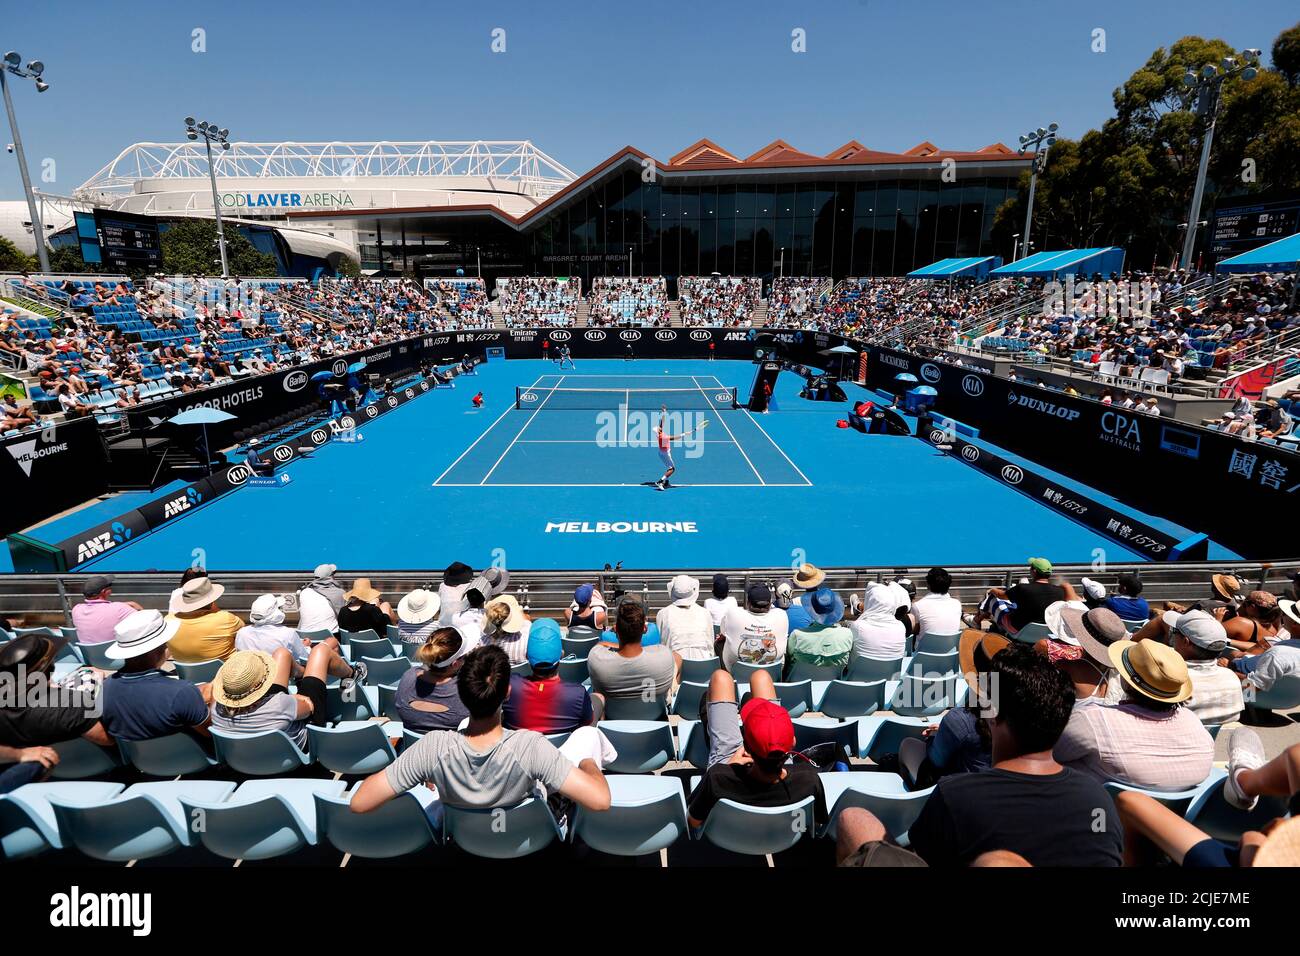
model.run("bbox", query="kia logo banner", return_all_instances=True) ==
[620,329,642,341]
[549,330,571,341]
[332,360,348,376]
[962,374,984,397]
[655,330,677,341]
[585,330,607,342]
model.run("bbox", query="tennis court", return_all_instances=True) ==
[433,372,811,487]
[32,357,1229,571]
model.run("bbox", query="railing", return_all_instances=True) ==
[5,560,1297,623]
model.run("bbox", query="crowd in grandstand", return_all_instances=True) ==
[678,275,760,327]
[587,276,670,326]
[2,559,1299,866]
[494,276,580,326]
[767,276,828,323]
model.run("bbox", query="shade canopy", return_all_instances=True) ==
[990,247,1125,279]
[1215,232,1300,274]
[167,407,237,426]
[908,256,1002,279]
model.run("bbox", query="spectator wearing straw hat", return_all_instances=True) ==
[394,626,478,733]
[656,575,715,662]
[395,589,441,645]
[235,595,312,669]
[786,586,852,674]
[210,643,364,749]
[504,619,596,734]
[98,609,210,743]
[784,563,826,631]
[70,574,142,645]
[168,576,243,664]
[1054,639,1214,792]
[337,578,395,637]
[483,594,531,664]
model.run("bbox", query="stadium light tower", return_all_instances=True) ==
[1178,48,1260,270]
[1016,122,1057,262]
[185,117,233,277]
[2,52,51,273]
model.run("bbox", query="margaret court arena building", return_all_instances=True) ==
[7,136,1031,282]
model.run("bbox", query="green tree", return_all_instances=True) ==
[1273,22,1300,85]
[160,219,277,276]
[0,236,37,272]
[45,244,102,275]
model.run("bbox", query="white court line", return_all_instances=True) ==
[432,372,550,485]
[436,482,812,488]
[478,374,566,485]
[701,371,813,487]
[514,439,736,444]
[692,375,764,485]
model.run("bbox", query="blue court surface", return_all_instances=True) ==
[35,358,1222,572]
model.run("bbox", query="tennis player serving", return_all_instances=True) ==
[654,405,708,490]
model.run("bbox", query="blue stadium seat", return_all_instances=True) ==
[50,738,123,779]
[731,660,783,683]
[791,716,861,760]
[1102,769,1227,817]
[48,780,236,862]
[443,797,564,858]
[695,793,815,856]
[601,694,669,722]
[174,659,223,683]
[845,655,904,682]
[557,656,590,684]
[818,679,888,719]
[820,772,934,842]
[571,774,688,857]
[786,660,846,682]
[358,655,412,686]
[315,783,440,859]
[914,631,962,654]
[888,673,958,717]
[670,680,711,718]
[0,782,125,860]
[209,727,313,776]
[181,779,346,861]
[679,656,722,682]
[118,733,218,777]
[307,721,398,775]
[596,720,676,773]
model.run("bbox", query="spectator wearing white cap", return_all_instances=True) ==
[395,589,441,645]
[235,595,312,669]
[656,575,714,661]
[98,609,210,743]
[1141,610,1243,726]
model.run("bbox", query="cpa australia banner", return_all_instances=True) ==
[922,428,1203,561]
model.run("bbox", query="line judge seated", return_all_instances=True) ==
[245,437,275,477]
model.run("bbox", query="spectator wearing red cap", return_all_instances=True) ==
[686,666,827,829]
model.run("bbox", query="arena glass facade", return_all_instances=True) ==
[295,142,1032,285]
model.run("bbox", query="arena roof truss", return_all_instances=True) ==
[77,140,578,199]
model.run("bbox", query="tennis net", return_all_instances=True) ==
[515,385,737,411]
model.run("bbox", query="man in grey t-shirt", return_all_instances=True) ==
[587,599,680,705]
[351,644,610,815]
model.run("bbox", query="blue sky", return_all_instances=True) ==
[2,0,1295,199]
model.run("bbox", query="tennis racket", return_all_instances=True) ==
[681,420,710,438]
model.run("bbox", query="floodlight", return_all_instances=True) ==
[1201,64,1217,78]
[187,131,198,141]
[34,79,48,92]
[1182,70,1197,86]
[26,60,43,75]
[3,52,20,67]
[1048,122,1058,132]
[1242,66,1257,81]
[184,116,196,126]
[219,128,229,140]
